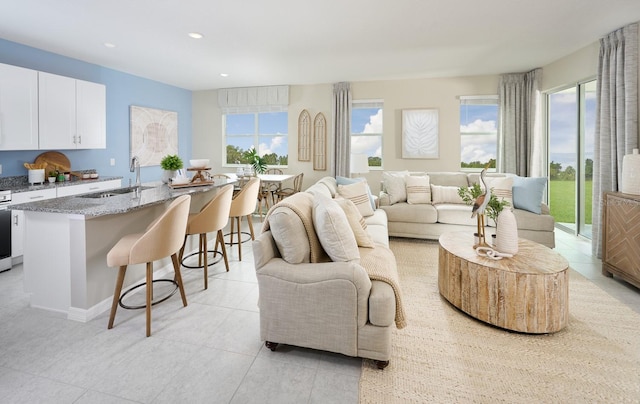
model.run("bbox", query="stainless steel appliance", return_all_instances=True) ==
[0,190,11,273]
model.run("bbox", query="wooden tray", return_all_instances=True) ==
[168,180,215,189]
[34,151,71,175]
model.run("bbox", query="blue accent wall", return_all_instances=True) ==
[0,38,192,183]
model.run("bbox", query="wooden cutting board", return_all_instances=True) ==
[34,151,71,175]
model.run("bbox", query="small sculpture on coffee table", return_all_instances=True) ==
[471,167,490,248]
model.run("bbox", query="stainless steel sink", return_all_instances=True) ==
[79,186,153,199]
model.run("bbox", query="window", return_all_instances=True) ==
[224,111,288,166]
[547,79,596,239]
[351,100,383,168]
[459,96,499,170]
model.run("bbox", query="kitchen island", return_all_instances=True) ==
[11,179,236,322]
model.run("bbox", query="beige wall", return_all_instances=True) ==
[192,33,640,191]
[192,75,499,191]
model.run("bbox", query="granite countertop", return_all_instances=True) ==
[2,176,123,194]
[10,179,236,217]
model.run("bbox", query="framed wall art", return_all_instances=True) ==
[130,106,178,167]
[401,108,439,159]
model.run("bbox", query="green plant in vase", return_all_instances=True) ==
[243,147,267,174]
[160,154,184,183]
[457,183,510,225]
[160,154,184,171]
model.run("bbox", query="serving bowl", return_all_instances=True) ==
[189,159,209,168]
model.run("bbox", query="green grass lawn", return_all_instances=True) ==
[548,179,592,224]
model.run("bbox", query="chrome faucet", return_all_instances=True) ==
[130,156,141,189]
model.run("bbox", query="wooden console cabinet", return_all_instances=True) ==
[602,192,640,288]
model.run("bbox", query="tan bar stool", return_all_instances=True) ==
[106,195,191,337]
[227,177,260,261]
[178,184,234,290]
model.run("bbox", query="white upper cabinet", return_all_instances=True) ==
[76,79,106,149]
[38,72,106,150]
[0,63,39,150]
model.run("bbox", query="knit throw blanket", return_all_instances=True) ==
[262,192,407,329]
[359,245,407,329]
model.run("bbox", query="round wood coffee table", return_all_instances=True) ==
[438,232,569,333]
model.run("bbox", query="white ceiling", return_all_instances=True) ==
[1,0,639,91]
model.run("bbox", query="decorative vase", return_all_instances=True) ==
[621,148,640,195]
[495,209,518,255]
[162,170,176,184]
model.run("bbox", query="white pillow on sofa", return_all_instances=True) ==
[268,207,311,263]
[337,181,375,217]
[430,184,465,204]
[335,198,375,248]
[483,176,513,206]
[382,171,409,204]
[406,175,431,204]
[312,195,360,262]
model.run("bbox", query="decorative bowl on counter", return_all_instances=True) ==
[189,159,209,168]
[171,177,191,185]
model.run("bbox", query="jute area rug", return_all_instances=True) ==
[360,238,640,403]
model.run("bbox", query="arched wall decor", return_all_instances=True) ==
[298,109,311,161]
[313,112,327,171]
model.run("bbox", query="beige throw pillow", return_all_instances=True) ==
[431,184,465,204]
[268,207,311,263]
[335,198,375,248]
[406,175,431,204]
[337,181,375,217]
[484,176,514,206]
[382,171,408,204]
[312,195,360,262]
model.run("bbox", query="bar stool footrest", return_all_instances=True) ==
[118,279,179,310]
[223,231,252,246]
[181,250,224,269]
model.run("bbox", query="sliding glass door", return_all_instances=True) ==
[547,79,596,238]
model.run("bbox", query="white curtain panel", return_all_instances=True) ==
[592,22,639,258]
[333,82,352,177]
[498,68,543,177]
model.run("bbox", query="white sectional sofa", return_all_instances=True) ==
[378,171,555,248]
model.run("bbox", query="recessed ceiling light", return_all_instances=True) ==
[220,73,229,77]
[188,32,204,39]
[104,42,116,48]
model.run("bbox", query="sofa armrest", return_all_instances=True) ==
[379,191,391,206]
[256,258,372,328]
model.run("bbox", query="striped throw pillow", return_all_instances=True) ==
[406,175,431,204]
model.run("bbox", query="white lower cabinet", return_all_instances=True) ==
[11,188,57,259]
[11,179,121,258]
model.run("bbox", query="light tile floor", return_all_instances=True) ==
[0,225,638,403]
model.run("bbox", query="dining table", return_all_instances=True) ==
[225,173,295,214]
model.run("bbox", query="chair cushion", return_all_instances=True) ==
[106,233,143,267]
[335,198,375,248]
[337,181,375,217]
[406,175,431,204]
[312,195,360,263]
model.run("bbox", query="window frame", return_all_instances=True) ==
[459,95,499,172]
[222,110,289,168]
[351,99,384,170]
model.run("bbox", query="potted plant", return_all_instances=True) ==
[457,183,510,225]
[48,170,57,183]
[243,147,267,175]
[160,154,184,183]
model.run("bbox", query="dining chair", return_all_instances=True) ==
[178,184,234,289]
[274,173,304,203]
[259,168,284,209]
[227,177,261,261]
[106,194,191,337]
